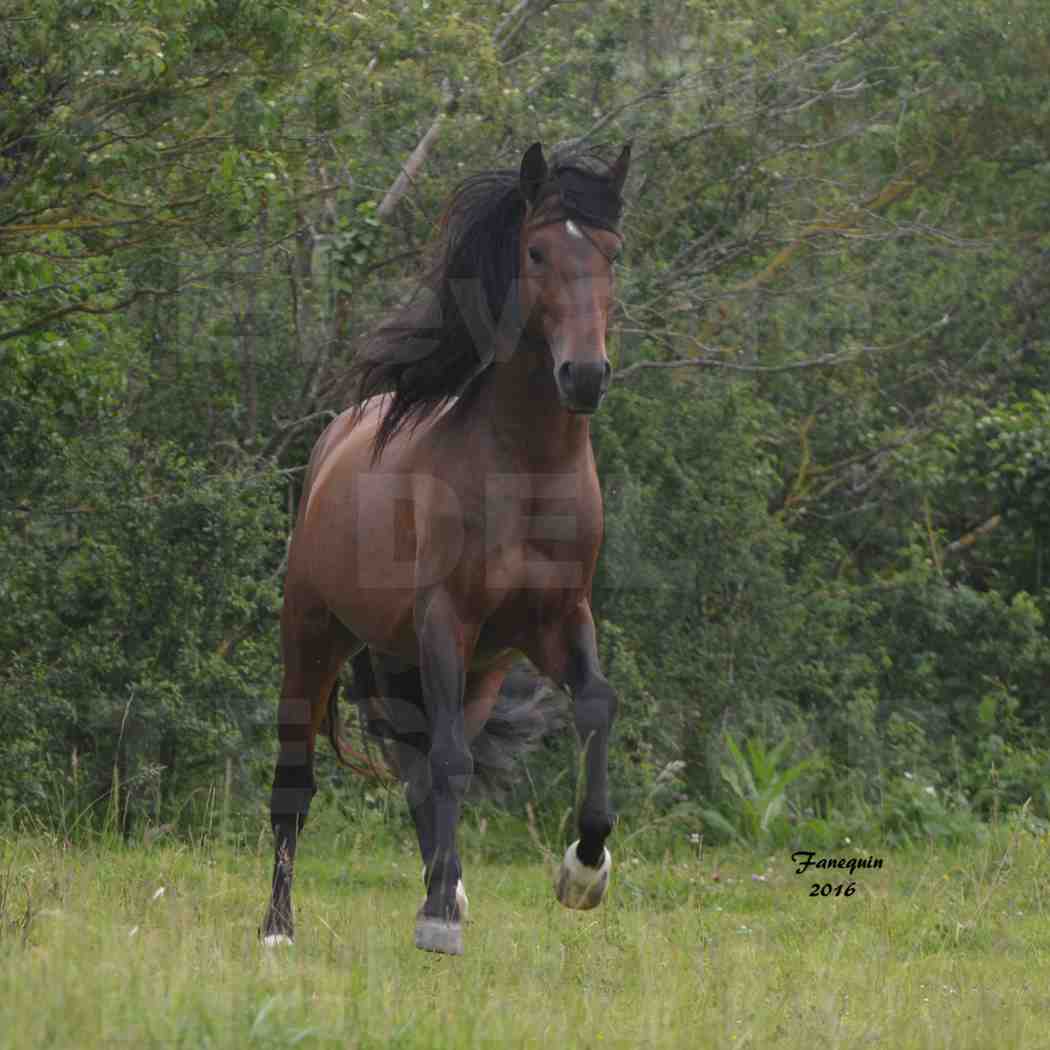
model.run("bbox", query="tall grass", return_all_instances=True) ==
[1,794,1048,1049]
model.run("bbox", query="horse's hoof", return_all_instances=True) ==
[453,877,470,919]
[420,871,470,923]
[555,840,611,910]
[455,878,470,922]
[262,933,294,947]
[414,915,464,955]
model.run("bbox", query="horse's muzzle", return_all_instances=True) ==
[556,359,613,413]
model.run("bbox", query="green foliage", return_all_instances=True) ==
[864,775,986,849]
[0,417,284,828]
[700,734,822,846]
[593,373,800,795]
[4,0,1050,847]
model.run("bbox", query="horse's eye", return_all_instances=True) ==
[528,246,544,265]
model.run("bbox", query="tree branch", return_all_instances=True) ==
[376,79,456,221]
[945,515,1003,557]
[375,0,558,223]
[614,314,951,380]
[494,0,560,57]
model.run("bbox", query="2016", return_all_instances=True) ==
[810,882,857,897]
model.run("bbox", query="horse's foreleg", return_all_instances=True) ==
[378,657,506,927]
[366,654,469,923]
[534,604,617,910]
[394,737,471,925]
[413,589,475,955]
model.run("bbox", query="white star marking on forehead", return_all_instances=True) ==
[565,219,584,239]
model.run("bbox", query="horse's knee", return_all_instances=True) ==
[429,742,474,801]
[574,675,618,738]
[402,760,432,812]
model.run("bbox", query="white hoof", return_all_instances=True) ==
[262,933,294,947]
[555,840,611,910]
[414,915,464,955]
[421,869,470,923]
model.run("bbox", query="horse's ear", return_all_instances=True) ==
[610,143,632,197]
[520,142,548,206]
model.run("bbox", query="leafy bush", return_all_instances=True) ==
[0,419,284,832]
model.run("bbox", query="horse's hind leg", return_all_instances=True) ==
[262,602,357,945]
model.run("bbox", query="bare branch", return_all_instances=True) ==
[376,80,456,221]
[375,0,559,222]
[494,0,559,57]
[259,410,338,462]
[616,347,855,378]
[615,315,952,381]
[945,515,1003,557]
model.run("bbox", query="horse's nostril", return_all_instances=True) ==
[557,361,575,395]
[602,360,612,389]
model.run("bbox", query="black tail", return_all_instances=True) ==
[325,650,394,781]
[467,667,567,798]
[343,649,566,798]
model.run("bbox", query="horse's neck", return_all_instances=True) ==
[473,344,592,470]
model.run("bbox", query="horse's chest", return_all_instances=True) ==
[442,477,601,638]
[475,528,595,648]
[481,514,598,594]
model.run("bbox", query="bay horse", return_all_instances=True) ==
[261,141,631,955]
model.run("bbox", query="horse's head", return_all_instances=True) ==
[517,142,630,414]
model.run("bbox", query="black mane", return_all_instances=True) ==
[348,144,627,461]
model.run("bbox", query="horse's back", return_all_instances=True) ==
[300,397,389,506]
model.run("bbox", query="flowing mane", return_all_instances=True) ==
[348,144,627,461]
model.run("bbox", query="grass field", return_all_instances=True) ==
[2,807,1050,1049]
